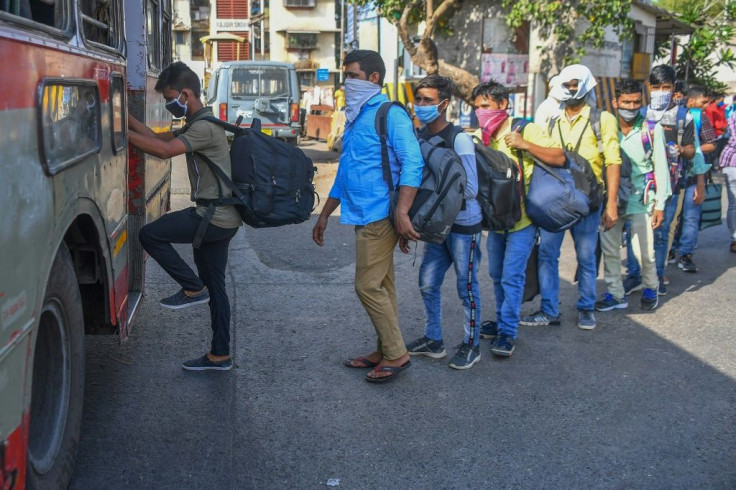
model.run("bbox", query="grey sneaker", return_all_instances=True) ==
[448,343,481,370]
[480,320,498,339]
[595,293,628,312]
[678,254,698,273]
[182,354,232,371]
[519,311,561,326]
[658,277,668,296]
[406,336,446,358]
[623,276,643,295]
[160,288,209,310]
[577,310,597,330]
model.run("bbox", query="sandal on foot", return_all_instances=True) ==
[365,360,411,383]
[731,242,736,253]
[344,357,379,369]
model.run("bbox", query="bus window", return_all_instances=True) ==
[0,0,65,29]
[111,74,126,153]
[80,0,123,51]
[39,81,101,175]
[162,0,172,67]
[146,0,161,69]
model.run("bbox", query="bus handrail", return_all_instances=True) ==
[81,13,109,32]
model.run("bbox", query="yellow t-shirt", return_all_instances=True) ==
[474,119,558,233]
[548,105,622,183]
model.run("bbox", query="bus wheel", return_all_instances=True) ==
[27,243,85,489]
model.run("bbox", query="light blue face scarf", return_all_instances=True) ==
[344,78,381,123]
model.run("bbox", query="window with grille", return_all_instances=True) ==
[80,0,125,51]
[284,0,315,7]
[217,32,250,61]
[162,0,172,67]
[287,33,317,50]
[146,0,161,68]
[217,0,248,18]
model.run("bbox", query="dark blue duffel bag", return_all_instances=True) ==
[525,157,592,233]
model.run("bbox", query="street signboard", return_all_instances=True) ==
[316,68,329,81]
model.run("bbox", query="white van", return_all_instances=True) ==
[207,61,301,145]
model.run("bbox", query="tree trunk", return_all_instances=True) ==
[408,37,479,103]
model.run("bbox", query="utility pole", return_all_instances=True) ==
[260,0,265,60]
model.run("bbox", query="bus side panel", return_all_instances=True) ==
[126,86,170,320]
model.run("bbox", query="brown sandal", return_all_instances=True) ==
[730,242,736,253]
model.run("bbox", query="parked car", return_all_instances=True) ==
[206,61,301,145]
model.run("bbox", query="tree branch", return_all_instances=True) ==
[399,0,421,56]
[424,0,458,38]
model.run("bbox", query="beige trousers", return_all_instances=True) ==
[354,218,406,360]
[601,212,658,299]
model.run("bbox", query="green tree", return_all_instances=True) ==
[349,0,479,101]
[350,0,637,100]
[502,0,634,74]
[655,0,736,92]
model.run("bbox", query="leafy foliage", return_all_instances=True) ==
[655,0,736,92]
[502,0,634,71]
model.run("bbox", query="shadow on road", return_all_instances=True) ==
[70,218,736,489]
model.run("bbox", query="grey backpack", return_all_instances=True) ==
[375,101,467,244]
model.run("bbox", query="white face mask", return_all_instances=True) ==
[344,78,381,122]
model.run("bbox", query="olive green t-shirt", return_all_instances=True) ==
[177,107,242,229]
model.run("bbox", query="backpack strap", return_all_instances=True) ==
[556,117,591,155]
[374,101,410,192]
[511,118,530,193]
[676,105,687,148]
[547,115,558,138]
[191,151,243,248]
[640,118,653,155]
[589,107,604,155]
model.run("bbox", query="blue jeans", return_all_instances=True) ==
[538,210,601,317]
[419,231,482,346]
[654,194,681,277]
[487,225,538,339]
[673,184,702,255]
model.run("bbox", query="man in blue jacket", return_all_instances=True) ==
[312,50,424,383]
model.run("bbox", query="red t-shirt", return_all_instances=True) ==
[705,102,727,137]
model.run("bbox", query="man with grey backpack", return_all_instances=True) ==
[400,75,483,370]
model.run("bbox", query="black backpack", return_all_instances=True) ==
[616,149,634,215]
[375,101,467,244]
[183,116,317,242]
[472,118,529,231]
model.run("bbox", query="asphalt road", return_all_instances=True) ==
[69,152,736,489]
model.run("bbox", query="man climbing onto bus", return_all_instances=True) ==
[128,61,242,371]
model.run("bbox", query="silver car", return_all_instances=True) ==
[207,61,301,145]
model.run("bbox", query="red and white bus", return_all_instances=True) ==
[0,1,172,487]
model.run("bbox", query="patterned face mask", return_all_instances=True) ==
[649,90,672,111]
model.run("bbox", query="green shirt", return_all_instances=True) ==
[177,107,242,229]
[619,117,671,215]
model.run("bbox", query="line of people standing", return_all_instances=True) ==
[316,49,733,383]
